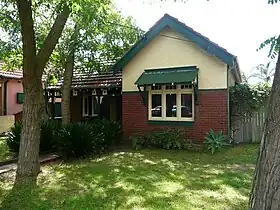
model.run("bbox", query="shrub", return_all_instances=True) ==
[130,135,146,150]
[6,120,59,154]
[91,120,122,148]
[203,129,228,154]
[55,122,100,159]
[131,128,186,150]
[6,122,22,153]
[6,119,122,160]
[56,120,122,159]
[40,120,61,152]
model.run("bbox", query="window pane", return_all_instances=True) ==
[84,97,88,115]
[181,94,192,118]
[151,94,162,117]
[166,94,176,117]
[151,85,162,90]
[88,96,92,116]
[166,84,176,90]
[181,83,192,89]
[92,96,98,114]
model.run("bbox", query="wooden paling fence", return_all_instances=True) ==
[232,109,266,144]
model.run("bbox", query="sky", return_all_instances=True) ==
[114,0,280,79]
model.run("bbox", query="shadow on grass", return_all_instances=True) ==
[1,182,42,210]
[0,144,258,210]
[0,137,10,161]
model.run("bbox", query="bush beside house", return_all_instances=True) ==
[130,128,205,152]
[6,119,122,160]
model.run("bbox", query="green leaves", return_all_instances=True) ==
[203,129,226,154]
[258,36,280,59]
[268,0,280,4]
[229,83,270,118]
[50,0,143,76]
[0,0,143,83]
[248,62,275,84]
[130,128,187,150]
[258,1,280,58]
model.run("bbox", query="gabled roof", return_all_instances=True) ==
[114,14,241,82]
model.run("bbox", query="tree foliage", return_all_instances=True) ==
[258,36,280,59]
[229,83,270,117]
[248,62,275,84]
[0,0,143,76]
[0,2,142,91]
[50,1,143,75]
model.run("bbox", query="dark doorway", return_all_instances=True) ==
[100,95,122,122]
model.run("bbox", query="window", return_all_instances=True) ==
[82,96,98,117]
[148,84,194,121]
[17,93,24,104]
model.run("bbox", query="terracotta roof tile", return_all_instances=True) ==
[0,70,23,79]
[47,71,122,89]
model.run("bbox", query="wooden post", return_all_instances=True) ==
[51,90,55,119]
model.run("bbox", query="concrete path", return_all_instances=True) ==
[0,154,59,174]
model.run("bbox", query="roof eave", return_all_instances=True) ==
[232,57,242,83]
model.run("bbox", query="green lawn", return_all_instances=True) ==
[0,145,258,210]
[0,137,10,161]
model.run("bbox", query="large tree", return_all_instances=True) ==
[0,0,75,184]
[249,0,280,209]
[0,0,142,183]
[15,0,72,184]
[49,2,142,124]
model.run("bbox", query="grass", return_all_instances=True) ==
[0,137,10,161]
[0,144,258,210]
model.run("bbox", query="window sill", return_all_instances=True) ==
[147,120,194,126]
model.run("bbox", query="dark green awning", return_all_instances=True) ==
[135,66,198,86]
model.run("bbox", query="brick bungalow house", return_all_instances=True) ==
[113,14,242,142]
[13,13,242,142]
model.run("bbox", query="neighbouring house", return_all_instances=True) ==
[113,14,241,142]
[0,69,23,134]
[0,70,23,116]
[46,71,122,122]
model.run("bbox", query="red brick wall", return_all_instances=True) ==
[122,90,227,143]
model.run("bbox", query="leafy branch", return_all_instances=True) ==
[229,83,270,118]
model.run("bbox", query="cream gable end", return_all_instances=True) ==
[122,27,227,92]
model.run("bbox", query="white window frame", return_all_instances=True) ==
[82,96,98,117]
[148,84,194,122]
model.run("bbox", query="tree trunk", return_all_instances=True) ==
[15,0,70,184]
[61,49,74,125]
[41,84,50,120]
[61,27,78,125]
[15,0,42,184]
[249,49,280,209]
